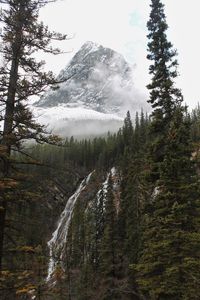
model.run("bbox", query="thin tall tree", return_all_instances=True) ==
[135,1,200,298]
[0,0,67,270]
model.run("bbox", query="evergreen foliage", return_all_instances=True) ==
[0,0,67,297]
[146,0,183,182]
[1,104,200,299]
[134,1,200,299]
[1,1,200,299]
[191,103,200,142]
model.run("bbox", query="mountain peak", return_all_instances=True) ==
[36,41,146,116]
[81,41,101,52]
[32,41,148,137]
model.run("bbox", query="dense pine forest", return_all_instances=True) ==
[1,0,200,299]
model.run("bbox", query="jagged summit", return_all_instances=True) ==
[72,40,101,58]
[58,41,130,82]
[36,41,141,115]
[32,41,148,137]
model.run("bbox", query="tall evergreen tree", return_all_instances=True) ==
[0,0,67,271]
[146,0,182,181]
[147,0,182,113]
[122,111,134,150]
[100,175,121,299]
[135,0,200,299]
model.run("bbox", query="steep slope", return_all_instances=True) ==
[47,171,94,282]
[37,41,143,114]
[33,41,147,137]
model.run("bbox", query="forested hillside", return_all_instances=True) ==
[1,106,200,299]
[1,0,200,299]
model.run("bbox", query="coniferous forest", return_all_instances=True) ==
[0,0,200,299]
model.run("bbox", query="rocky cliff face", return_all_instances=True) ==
[33,41,147,137]
[37,41,137,114]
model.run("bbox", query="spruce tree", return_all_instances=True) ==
[0,0,67,272]
[136,108,200,299]
[135,0,200,299]
[122,111,134,150]
[146,0,182,181]
[147,0,182,113]
[100,175,119,299]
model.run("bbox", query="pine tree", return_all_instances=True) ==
[135,1,200,299]
[147,0,182,181]
[0,0,67,273]
[147,0,182,113]
[100,175,119,299]
[122,111,134,150]
[136,108,200,299]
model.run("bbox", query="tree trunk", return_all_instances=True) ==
[0,4,23,270]
[3,33,22,158]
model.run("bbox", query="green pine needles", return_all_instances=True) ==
[134,0,200,299]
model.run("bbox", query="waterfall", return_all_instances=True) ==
[46,171,94,282]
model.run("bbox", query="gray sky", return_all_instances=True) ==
[39,0,200,109]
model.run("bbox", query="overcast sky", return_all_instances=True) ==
[39,0,200,109]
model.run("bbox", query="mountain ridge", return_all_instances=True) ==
[36,41,145,115]
[33,41,147,137]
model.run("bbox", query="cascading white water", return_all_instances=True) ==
[96,167,118,210]
[96,172,110,207]
[46,171,94,282]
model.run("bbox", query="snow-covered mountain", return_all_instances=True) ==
[33,41,147,137]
